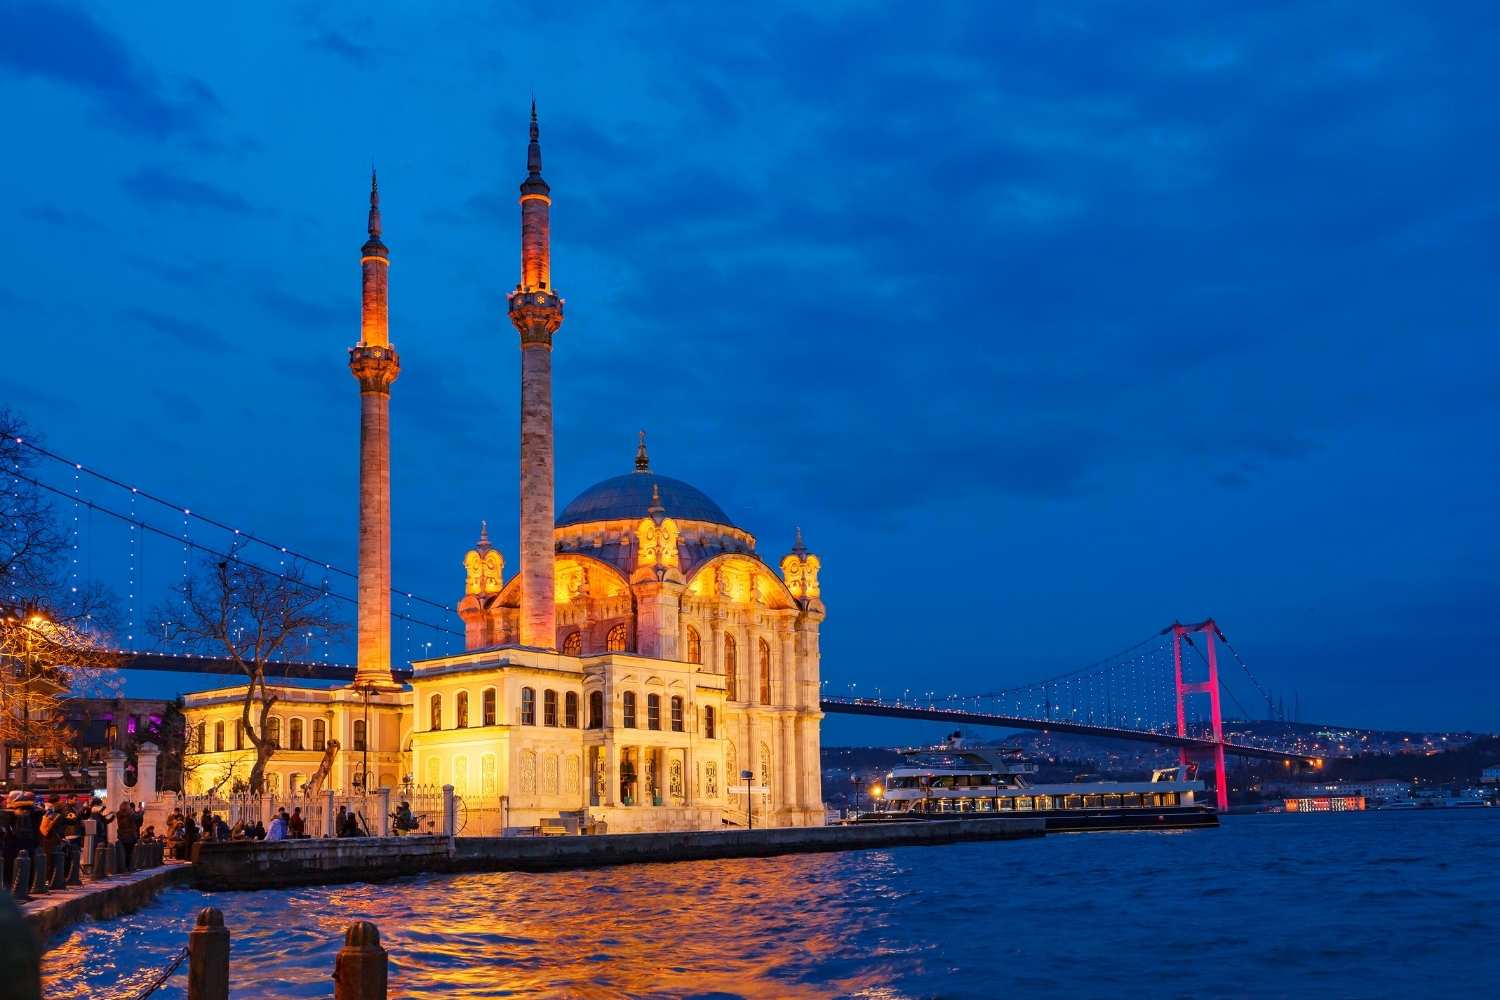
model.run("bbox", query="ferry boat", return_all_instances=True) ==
[852,743,1218,832]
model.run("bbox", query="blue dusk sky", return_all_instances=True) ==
[1,3,1496,738]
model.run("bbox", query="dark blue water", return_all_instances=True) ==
[42,812,1500,998]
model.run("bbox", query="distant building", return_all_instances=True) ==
[1481,766,1500,784]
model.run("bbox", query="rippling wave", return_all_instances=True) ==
[42,812,1500,998]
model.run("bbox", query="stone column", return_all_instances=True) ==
[105,750,127,812]
[135,741,160,806]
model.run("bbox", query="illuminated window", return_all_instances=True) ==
[196,722,207,755]
[724,634,737,700]
[607,624,628,652]
[704,705,715,740]
[353,719,367,751]
[622,691,637,729]
[563,631,582,656]
[544,689,559,727]
[588,691,604,729]
[483,688,496,727]
[312,719,326,751]
[686,626,701,664]
[214,721,224,753]
[521,687,536,726]
[564,691,579,728]
[758,639,772,705]
[430,694,442,731]
[234,721,243,751]
[457,691,470,728]
[268,717,281,749]
[290,718,304,750]
[670,696,683,732]
[647,694,661,731]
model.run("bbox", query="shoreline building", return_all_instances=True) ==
[181,107,827,832]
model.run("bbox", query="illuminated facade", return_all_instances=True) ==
[181,105,826,832]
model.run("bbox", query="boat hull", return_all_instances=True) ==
[853,806,1218,832]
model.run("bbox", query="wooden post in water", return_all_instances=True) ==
[188,907,230,1000]
[333,921,388,1000]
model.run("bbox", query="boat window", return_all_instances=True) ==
[1103,794,1121,808]
[1014,796,1033,811]
[1083,794,1102,809]
[1065,795,1084,810]
[1122,793,1141,807]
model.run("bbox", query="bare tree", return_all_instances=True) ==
[159,543,346,794]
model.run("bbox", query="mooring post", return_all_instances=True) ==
[90,845,107,882]
[30,850,48,895]
[0,891,42,999]
[188,906,230,1000]
[441,785,455,836]
[332,921,388,1000]
[11,852,31,901]
[48,847,66,889]
[65,844,83,886]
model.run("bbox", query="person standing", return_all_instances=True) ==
[288,806,305,839]
[115,802,140,871]
[265,810,288,842]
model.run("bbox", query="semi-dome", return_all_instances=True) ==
[557,471,734,528]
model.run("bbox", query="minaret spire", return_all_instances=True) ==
[349,170,400,690]
[508,100,564,649]
[635,430,651,472]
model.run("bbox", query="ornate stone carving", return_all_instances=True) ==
[780,528,822,600]
[520,751,537,795]
[348,345,400,394]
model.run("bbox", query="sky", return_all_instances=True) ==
[1,2,1497,738]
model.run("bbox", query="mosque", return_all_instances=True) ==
[178,107,827,832]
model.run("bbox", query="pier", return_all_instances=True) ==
[21,860,193,946]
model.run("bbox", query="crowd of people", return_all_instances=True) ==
[1,790,146,884]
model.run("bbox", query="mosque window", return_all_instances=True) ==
[647,694,662,731]
[234,721,243,751]
[704,706,716,740]
[457,691,470,728]
[623,691,637,729]
[268,717,281,749]
[607,623,628,652]
[563,631,583,656]
[724,635,738,701]
[290,718,305,750]
[353,719,367,751]
[686,626,701,664]
[671,696,684,732]
[588,691,604,729]
[544,689,559,727]
[565,692,579,728]
[430,694,443,731]
[483,689,497,727]
[195,722,206,755]
[312,719,326,751]
[214,721,224,753]
[759,639,772,705]
[521,687,537,726]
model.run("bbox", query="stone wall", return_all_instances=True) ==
[191,817,1044,890]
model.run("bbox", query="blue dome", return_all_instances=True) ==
[557,472,735,528]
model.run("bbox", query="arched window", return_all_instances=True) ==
[563,631,583,656]
[670,696,684,732]
[267,717,281,748]
[430,694,442,731]
[214,721,224,753]
[290,718,305,750]
[234,720,243,751]
[312,718,326,751]
[724,634,737,701]
[588,691,604,729]
[544,689,559,727]
[759,638,772,705]
[606,623,628,652]
[686,626,701,664]
[647,693,661,731]
[564,691,579,728]
[622,691,637,729]
[704,705,716,740]
[195,722,206,755]
[457,691,470,728]
[483,689,496,727]
[353,719,367,751]
[521,687,536,726]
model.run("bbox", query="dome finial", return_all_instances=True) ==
[478,519,489,544]
[792,526,807,556]
[634,429,650,472]
[648,481,665,519]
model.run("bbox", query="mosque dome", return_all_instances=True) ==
[557,471,735,528]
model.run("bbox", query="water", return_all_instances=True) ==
[42,812,1500,999]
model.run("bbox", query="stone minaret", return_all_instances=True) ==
[507,101,563,649]
[349,169,400,688]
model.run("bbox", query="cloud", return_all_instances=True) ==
[125,308,237,353]
[308,30,372,65]
[256,289,344,330]
[25,202,105,233]
[122,167,251,213]
[0,1,218,137]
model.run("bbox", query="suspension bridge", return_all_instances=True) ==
[8,434,1320,811]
